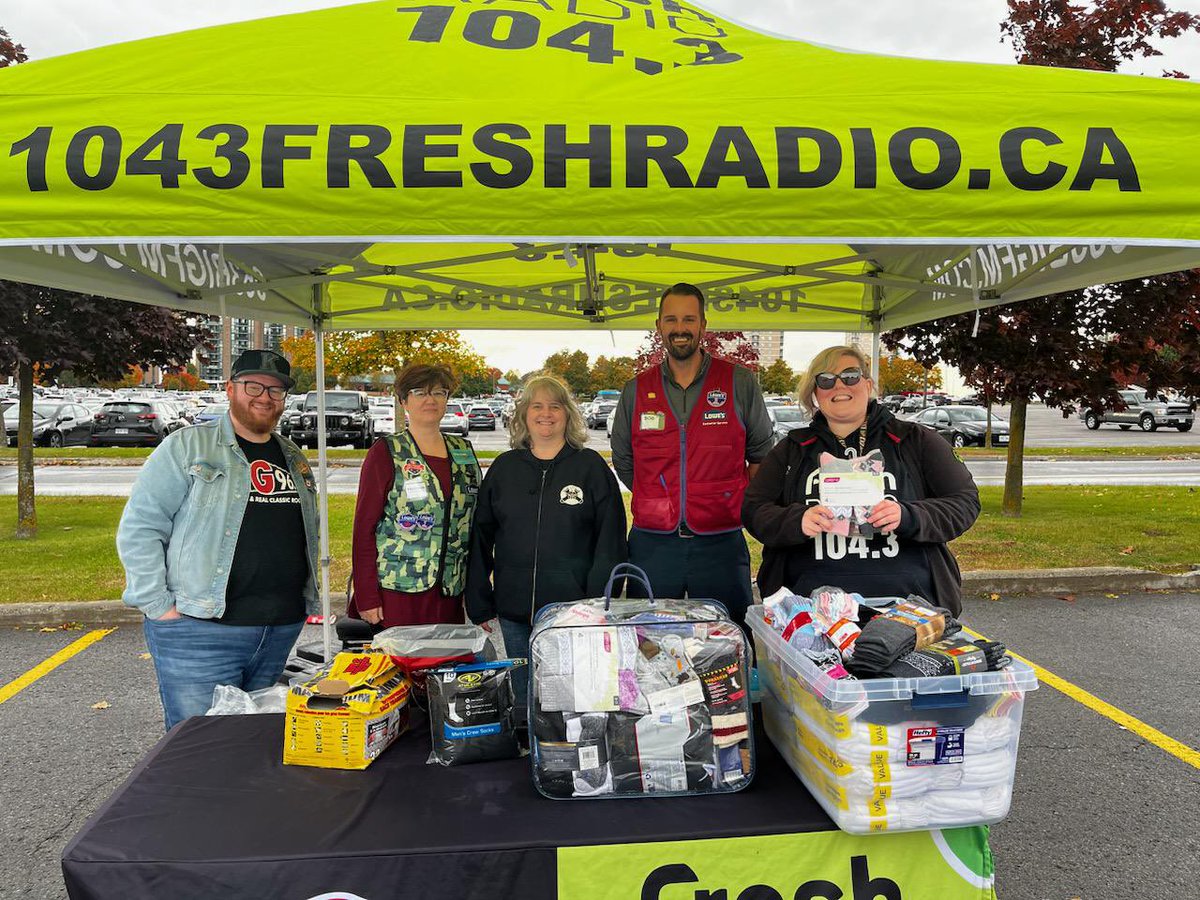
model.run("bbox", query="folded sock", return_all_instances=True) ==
[924,785,1011,822]
[965,715,1018,752]
[845,599,961,676]
[809,587,862,628]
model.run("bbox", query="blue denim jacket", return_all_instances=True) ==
[117,413,320,620]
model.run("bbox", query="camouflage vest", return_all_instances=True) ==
[375,431,481,595]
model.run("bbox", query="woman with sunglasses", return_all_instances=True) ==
[348,363,482,629]
[742,346,979,615]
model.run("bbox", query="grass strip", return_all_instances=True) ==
[956,446,1198,458]
[1,485,1195,604]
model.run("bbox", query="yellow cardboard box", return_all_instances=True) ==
[283,649,411,769]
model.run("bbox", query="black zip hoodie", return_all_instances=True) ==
[466,444,628,624]
[742,401,980,615]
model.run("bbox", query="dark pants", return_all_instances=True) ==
[626,527,754,627]
[498,617,532,714]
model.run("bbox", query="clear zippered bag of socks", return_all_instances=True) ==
[529,564,755,799]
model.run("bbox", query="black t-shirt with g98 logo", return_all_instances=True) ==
[218,436,308,626]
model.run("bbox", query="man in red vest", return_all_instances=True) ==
[610,283,774,625]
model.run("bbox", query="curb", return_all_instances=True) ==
[961,566,1200,597]
[3,573,1198,627]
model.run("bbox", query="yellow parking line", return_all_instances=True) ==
[0,629,115,707]
[963,626,1200,771]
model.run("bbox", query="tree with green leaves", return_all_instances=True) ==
[589,355,637,394]
[760,358,798,395]
[459,366,502,397]
[542,349,592,396]
[0,284,205,538]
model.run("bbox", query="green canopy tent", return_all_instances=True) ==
[1,0,1198,656]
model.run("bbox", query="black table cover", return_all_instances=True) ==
[62,713,835,900]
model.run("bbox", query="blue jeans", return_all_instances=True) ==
[498,617,532,713]
[142,615,304,730]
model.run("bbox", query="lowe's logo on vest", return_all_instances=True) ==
[248,460,298,504]
[706,389,728,408]
[642,856,901,900]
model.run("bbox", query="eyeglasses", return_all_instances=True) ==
[815,368,864,391]
[235,380,287,400]
[408,388,450,399]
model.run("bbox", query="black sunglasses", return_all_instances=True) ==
[815,368,864,390]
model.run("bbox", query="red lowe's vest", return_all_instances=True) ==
[631,357,747,534]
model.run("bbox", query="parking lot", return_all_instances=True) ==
[1,590,1197,899]
[6,398,1200,454]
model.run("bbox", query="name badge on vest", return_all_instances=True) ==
[403,477,429,502]
[450,447,475,466]
[640,411,666,431]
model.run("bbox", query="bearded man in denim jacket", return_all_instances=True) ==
[117,350,320,730]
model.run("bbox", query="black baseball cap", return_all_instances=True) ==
[230,349,295,389]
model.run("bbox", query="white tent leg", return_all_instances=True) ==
[871,283,882,378]
[313,299,333,663]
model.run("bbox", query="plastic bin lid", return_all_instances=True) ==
[747,605,1039,704]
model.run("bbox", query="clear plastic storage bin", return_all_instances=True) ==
[529,565,755,799]
[747,604,1038,834]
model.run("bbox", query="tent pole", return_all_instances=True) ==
[871,283,882,380]
[312,288,333,664]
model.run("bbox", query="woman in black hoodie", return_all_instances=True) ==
[466,374,627,702]
[742,346,979,616]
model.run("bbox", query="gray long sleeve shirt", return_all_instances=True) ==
[610,352,774,491]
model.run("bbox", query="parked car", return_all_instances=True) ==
[440,401,469,437]
[279,395,306,437]
[914,405,1010,448]
[193,403,228,425]
[880,394,906,412]
[0,400,13,446]
[767,405,809,445]
[292,391,373,448]
[153,399,190,434]
[367,399,397,438]
[90,400,175,447]
[588,400,618,429]
[7,401,94,448]
[606,405,618,440]
[1079,389,1194,432]
[467,404,497,431]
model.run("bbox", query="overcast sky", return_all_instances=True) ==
[2,1,1197,374]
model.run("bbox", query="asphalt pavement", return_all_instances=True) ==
[2,592,1198,900]
[5,455,1199,496]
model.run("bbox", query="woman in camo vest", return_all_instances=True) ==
[348,364,482,628]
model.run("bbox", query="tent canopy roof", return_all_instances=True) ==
[1,0,1197,331]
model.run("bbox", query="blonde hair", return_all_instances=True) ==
[797,345,873,415]
[509,374,589,450]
